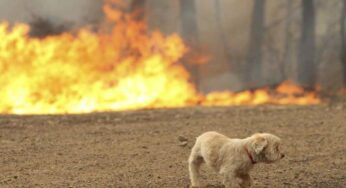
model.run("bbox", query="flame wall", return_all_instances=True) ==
[0,1,321,114]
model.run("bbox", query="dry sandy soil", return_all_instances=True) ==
[1,103,346,188]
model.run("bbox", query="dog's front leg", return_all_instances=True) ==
[239,174,252,188]
[222,172,241,188]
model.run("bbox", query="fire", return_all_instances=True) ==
[0,1,320,114]
[200,81,320,106]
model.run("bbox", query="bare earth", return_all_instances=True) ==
[1,104,346,188]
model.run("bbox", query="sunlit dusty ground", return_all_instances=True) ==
[1,103,346,187]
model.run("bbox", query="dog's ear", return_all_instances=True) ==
[252,135,268,154]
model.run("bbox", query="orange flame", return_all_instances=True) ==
[200,81,320,106]
[0,2,320,114]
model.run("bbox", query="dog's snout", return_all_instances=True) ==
[281,154,285,158]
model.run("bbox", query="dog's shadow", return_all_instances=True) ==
[186,184,224,188]
[205,184,224,188]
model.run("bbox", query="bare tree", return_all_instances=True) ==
[298,0,316,89]
[245,0,266,88]
[130,0,146,21]
[213,0,232,65]
[179,0,200,89]
[283,0,294,80]
[180,0,198,44]
[342,0,346,86]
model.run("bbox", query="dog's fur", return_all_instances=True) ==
[188,131,284,188]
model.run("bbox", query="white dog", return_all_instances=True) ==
[188,131,284,188]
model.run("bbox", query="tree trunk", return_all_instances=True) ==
[245,0,266,88]
[298,0,316,89]
[130,0,146,21]
[213,0,232,65]
[341,0,346,86]
[180,0,198,44]
[179,0,200,89]
[283,0,293,81]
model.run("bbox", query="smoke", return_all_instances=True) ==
[171,0,344,91]
[0,0,103,27]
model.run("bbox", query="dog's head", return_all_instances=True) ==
[250,133,284,163]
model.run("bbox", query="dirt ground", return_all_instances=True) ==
[1,103,346,188]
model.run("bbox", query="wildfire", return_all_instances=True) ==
[0,1,320,114]
[201,81,320,106]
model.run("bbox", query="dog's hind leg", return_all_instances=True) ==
[188,145,203,188]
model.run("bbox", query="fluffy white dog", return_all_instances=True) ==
[188,131,284,188]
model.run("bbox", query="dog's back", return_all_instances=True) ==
[191,132,230,171]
